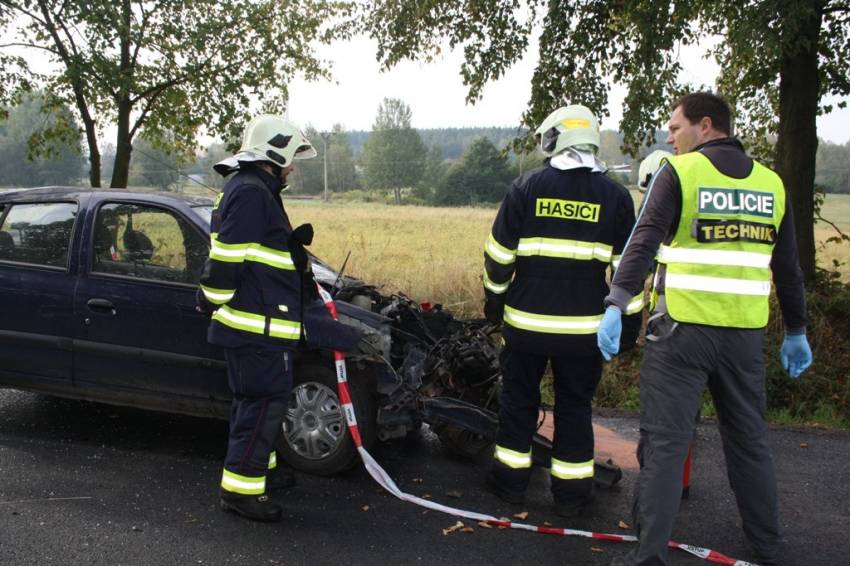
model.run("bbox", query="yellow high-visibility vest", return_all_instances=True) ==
[658,151,785,328]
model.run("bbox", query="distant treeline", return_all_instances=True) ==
[2,94,849,196]
[346,127,525,161]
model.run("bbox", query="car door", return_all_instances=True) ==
[0,196,83,386]
[73,196,224,407]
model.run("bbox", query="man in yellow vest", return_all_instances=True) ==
[598,92,812,566]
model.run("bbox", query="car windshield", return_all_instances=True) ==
[191,205,213,227]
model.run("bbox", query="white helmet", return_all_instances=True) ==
[638,149,672,190]
[214,114,317,176]
[534,105,601,157]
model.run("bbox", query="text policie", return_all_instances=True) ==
[315,282,759,566]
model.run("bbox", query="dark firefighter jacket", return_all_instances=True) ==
[199,167,303,349]
[484,163,642,356]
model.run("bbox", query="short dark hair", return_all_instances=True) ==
[673,92,731,135]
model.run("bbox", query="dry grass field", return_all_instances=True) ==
[287,202,495,316]
[816,193,850,278]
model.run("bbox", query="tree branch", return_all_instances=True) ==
[0,42,59,55]
[129,92,162,140]
[0,0,47,25]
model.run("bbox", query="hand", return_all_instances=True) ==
[288,223,313,273]
[597,306,622,361]
[194,288,215,315]
[290,223,314,246]
[780,333,812,379]
[483,295,505,325]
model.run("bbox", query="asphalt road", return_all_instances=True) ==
[1,388,848,566]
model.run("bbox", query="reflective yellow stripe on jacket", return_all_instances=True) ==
[200,284,235,305]
[485,233,517,265]
[212,304,301,341]
[517,236,613,263]
[503,305,603,335]
[209,233,295,270]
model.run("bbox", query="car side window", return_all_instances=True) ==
[0,202,78,268]
[92,202,207,284]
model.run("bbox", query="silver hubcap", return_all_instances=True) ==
[282,381,346,461]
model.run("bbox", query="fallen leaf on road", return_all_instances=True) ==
[618,520,631,529]
[460,527,475,533]
[442,521,465,535]
[361,505,370,511]
[513,511,529,520]
[800,443,809,448]
[477,521,493,529]
[412,477,424,483]
[446,490,463,499]
[543,521,552,526]
[422,494,432,499]
[591,547,604,553]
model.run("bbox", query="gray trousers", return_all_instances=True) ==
[625,317,780,566]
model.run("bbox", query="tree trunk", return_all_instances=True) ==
[774,2,823,285]
[110,98,133,188]
[109,0,133,189]
[394,187,401,205]
[71,84,101,187]
[84,122,101,188]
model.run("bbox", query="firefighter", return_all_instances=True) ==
[599,92,812,565]
[637,150,672,192]
[197,114,318,522]
[484,105,643,517]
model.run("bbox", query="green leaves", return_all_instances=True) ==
[1,0,355,186]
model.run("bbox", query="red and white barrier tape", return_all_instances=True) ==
[315,283,756,566]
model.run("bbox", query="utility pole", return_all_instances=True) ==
[321,131,331,202]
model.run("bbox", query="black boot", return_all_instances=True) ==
[553,491,595,518]
[267,468,296,491]
[220,490,283,522]
[486,471,525,504]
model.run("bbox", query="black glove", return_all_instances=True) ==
[195,288,215,315]
[484,294,506,325]
[301,269,320,303]
[302,299,364,354]
[288,223,314,273]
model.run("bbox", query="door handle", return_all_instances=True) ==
[87,298,116,315]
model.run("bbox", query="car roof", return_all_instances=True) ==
[0,186,215,207]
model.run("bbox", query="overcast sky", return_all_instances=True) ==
[288,35,850,145]
[5,25,849,145]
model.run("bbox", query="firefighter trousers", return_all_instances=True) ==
[625,317,780,566]
[220,345,294,496]
[492,345,602,503]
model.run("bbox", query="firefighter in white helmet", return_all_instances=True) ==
[637,149,672,191]
[483,105,643,517]
[197,114,357,522]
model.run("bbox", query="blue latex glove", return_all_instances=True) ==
[780,333,812,379]
[597,306,622,361]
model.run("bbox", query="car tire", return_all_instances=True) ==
[276,359,375,476]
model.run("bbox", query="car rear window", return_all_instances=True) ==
[0,202,78,268]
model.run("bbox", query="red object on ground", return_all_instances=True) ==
[682,445,693,498]
[419,301,432,311]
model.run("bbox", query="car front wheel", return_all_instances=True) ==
[276,360,375,476]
